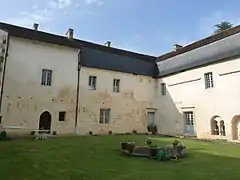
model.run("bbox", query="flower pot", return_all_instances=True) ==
[127,143,135,154]
[121,142,128,150]
[150,148,158,158]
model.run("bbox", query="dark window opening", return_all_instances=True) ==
[59,111,66,121]
[161,83,167,96]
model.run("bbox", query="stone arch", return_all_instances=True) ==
[39,111,51,133]
[210,116,221,135]
[231,115,240,140]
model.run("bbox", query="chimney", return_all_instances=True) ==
[105,41,111,47]
[173,44,182,51]
[33,23,39,31]
[66,28,74,40]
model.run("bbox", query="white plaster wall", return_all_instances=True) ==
[1,37,79,134]
[161,56,240,140]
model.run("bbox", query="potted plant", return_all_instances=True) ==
[147,123,158,135]
[127,142,135,154]
[120,141,135,152]
[149,145,158,158]
[173,139,180,149]
[152,125,158,135]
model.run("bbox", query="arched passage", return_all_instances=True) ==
[39,111,51,133]
[232,115,240,140]
[211,116,220,135]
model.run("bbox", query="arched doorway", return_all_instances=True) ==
[232,115,240,140]
[211,116,220,135]
[39,111,51,133]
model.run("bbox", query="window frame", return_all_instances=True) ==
[184,111,194,126]
[204,72,214,89]
[88,76,97,90]
[161,83,167,96]
[113,79,120,93]
[58,111,66,122]
[41,69,52,86]
[99,108,110,124]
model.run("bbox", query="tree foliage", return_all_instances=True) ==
[214,21,233,34]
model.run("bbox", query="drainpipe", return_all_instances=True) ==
[0,29,9,114]
[74,49,81,135]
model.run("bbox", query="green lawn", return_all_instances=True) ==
[0,135,240,180]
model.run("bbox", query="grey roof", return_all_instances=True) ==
[157,28,240,77]
[81,47,158,77]
[0,22,158,77]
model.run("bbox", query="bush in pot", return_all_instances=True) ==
[147,123,158,135]
[149,145,158,158]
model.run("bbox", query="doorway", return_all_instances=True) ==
[39,111,51,133]
[147,112,155,126]
[183,111,196,136]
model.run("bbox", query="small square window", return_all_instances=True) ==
[58,111,66,121]
[113,79,120,93]
[41,69,52,86]
[161,83,166,96]
[88,76,97,90]
[204,72,214,89]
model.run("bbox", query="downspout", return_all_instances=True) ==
[74,49,81,135]
[0,30,9,114]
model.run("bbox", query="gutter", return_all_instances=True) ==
[0,29,9,114]
[74,49,81,135]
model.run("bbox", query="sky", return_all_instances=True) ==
[1,0,240,56]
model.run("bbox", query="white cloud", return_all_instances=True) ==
[85,0,103,6]
[7,8,52,28]
[49,0,72,9]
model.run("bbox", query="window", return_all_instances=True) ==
[184,111,194,126]
[161,83,166,95]
[99,108,110,124]
[41,69,52,86]
[88,76,97,90]
[113,79,120,93]
[204,72,214,89]
[58,111,66,121]
[0,116,2,124]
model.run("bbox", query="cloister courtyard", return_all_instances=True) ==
[0,135,240,180]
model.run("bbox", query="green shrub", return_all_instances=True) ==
[0,131,10,141]
[147,123,158,134]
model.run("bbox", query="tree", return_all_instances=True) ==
[214,21,233,34]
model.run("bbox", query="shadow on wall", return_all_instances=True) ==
[152,78,184,136]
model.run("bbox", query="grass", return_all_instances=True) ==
[0,135,240,180]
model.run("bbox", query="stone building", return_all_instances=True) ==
[0,22,240,141]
